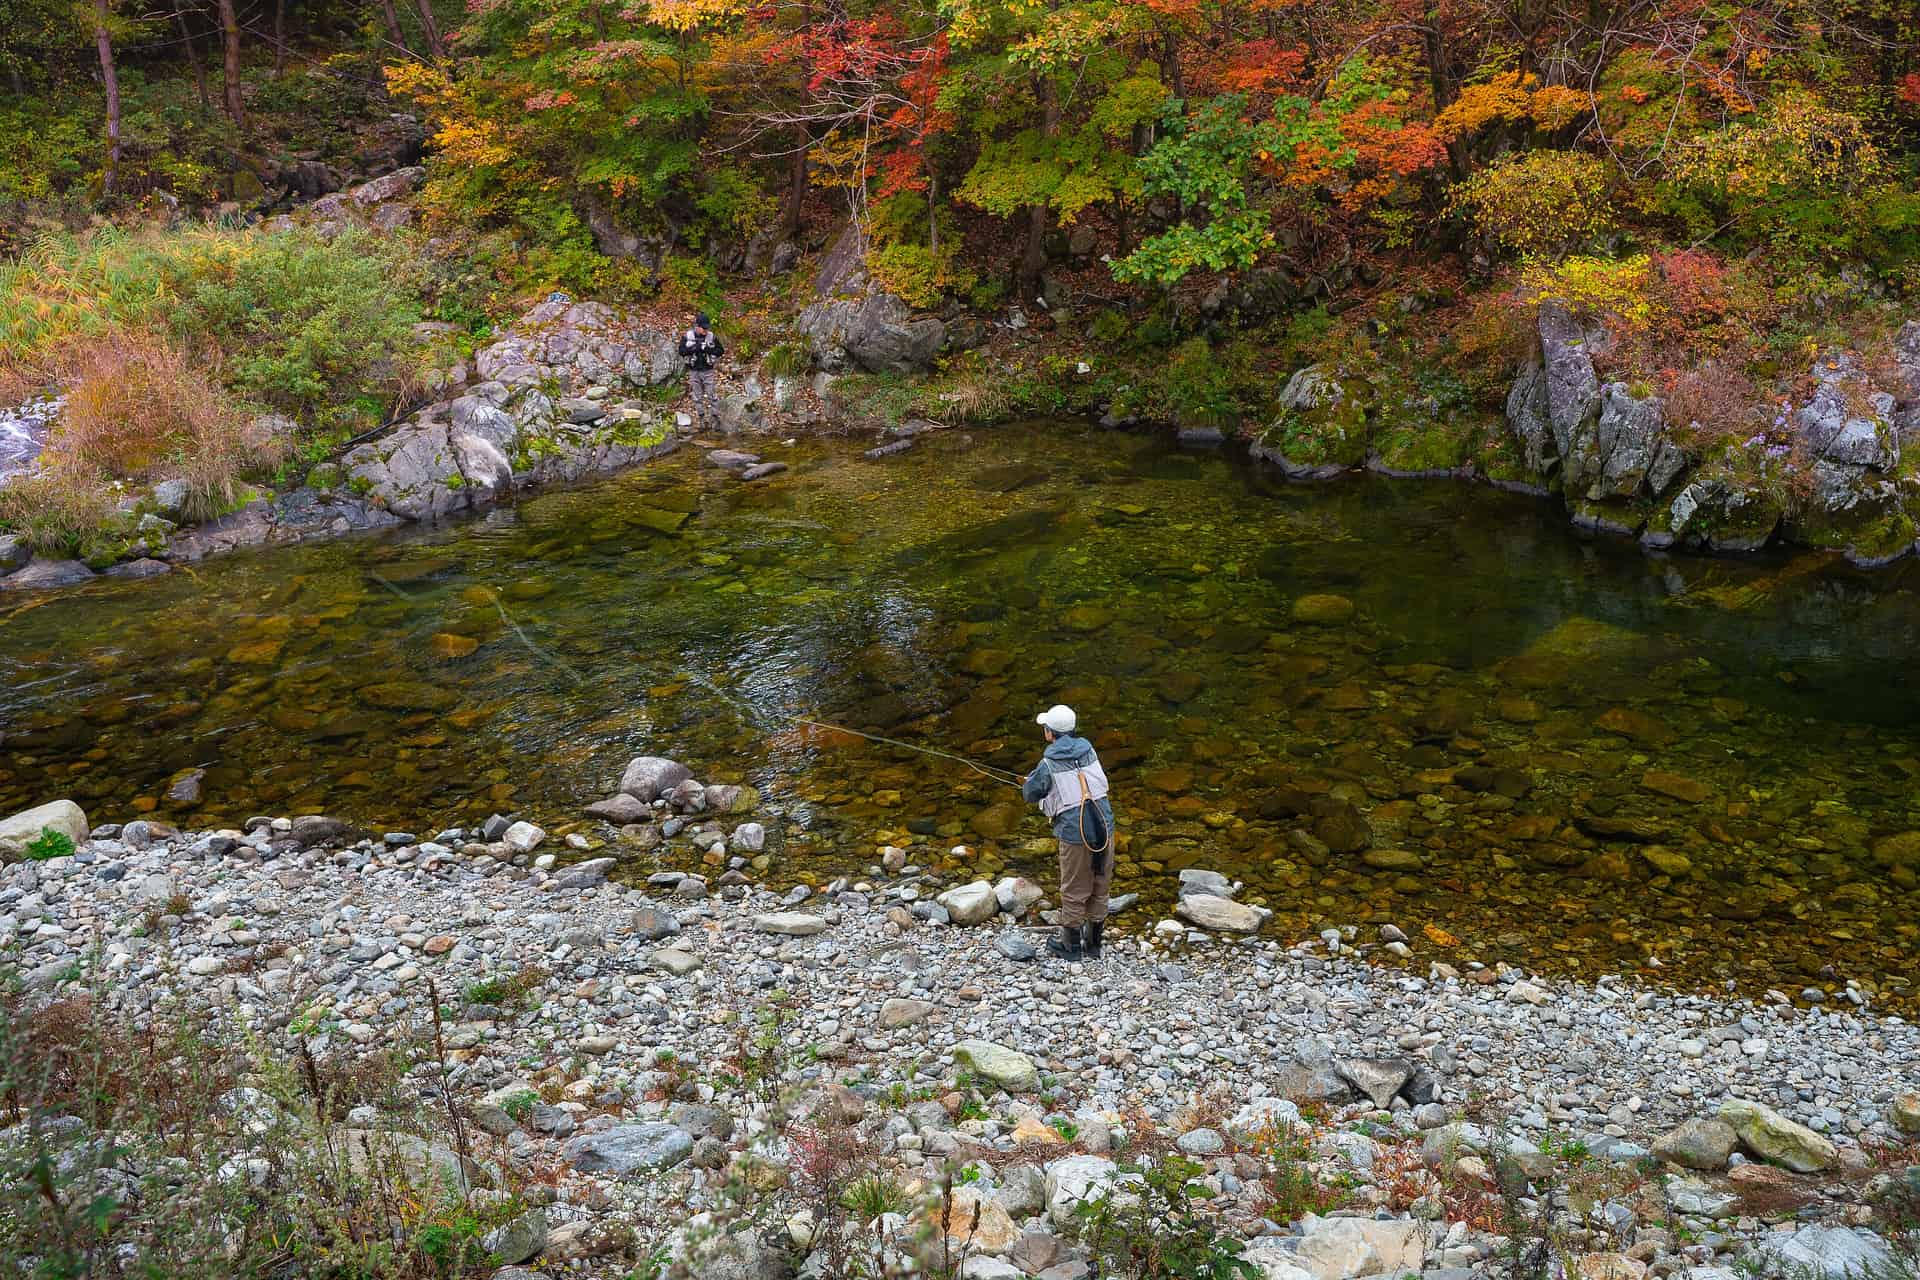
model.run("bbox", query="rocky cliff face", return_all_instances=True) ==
[340,297,681,523]
[1257,310,1920,565]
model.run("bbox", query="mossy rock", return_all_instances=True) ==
[1370,415,1476,475]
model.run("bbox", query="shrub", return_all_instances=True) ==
[1069,1155,1259,1279]
[0,224,423,429]
[867,241,977,310]
[0,467,116,555]
[51,332,287,518]
[1449,150,1619,258]
[1518,253,1655,331]
[1663,362,1765,450]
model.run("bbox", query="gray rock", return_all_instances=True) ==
[1538,299,1605,448]
[752,912,826,937]
[151,478,193,520]
[1336,1057,1414,1109]
[1174,894,1266,933]
[629,906,681,941]
[740,462,788,482]
[561,1122,693,1175]
[554,857,615,889]
[795,292,946,374]
[993,932,1038,962]
[584,793,650,824]
[621,756,691,802]
[1750,1224,1892,1276]
[1564,381,1683,500]
[1653,1117,1738,1171]
[667,1103,735,1142]
[0,558,95,592]
[1175,1127,1224,1155]
[0,534,29,574]
[483,1209,547,1264]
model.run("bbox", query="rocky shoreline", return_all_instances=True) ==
[5,768,1919,1279]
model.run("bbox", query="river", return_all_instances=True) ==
[3,423,1918,1006]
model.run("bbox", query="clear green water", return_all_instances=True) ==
[5,424,1919,1005]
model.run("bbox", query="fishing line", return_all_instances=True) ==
[368,574,587,687]
[683,669,1024,788]
[789,717,1025,788]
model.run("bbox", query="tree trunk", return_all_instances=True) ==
[94,0,121,195]
[777,0,812,237]
[1420,12,1464,177]
[176,0,211,110]
[1019,74,1057,298]
[216,0,245,129]
[273,0,288,75]
[1159,27,1185,100]
[375,0,409,53]
[411,0,444,57]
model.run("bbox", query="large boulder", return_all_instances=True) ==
[1538,299,1607,449]
[1795,353,1896,469]
[1789,459,1915,566]
[1651,1118,1738,1171]
[1661,475,1781,553]
[796,292,946,375]
[1252,365,1370,479]
[1749,1224,1892,1276]
[1564,382,1685,501]
[562,1122,693,1175]
[0,559,96,592]
[1295,1216,1425,1277]
[0,800,89,860]
[621,756,693,802]
[1717,1098,1837,1173]
[1043,1154,1127,1227]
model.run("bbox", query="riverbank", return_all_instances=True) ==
[6,789,1919,1278]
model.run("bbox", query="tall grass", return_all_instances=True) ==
[0,222,425,424]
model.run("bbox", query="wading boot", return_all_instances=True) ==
[1046,925,1083,961]
[1082,921,1104,959]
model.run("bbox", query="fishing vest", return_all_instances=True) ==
[1038,752,1109,820]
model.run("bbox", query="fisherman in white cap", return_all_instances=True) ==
[1021,704,1116,960]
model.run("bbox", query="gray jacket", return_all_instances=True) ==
[1022,734,1116,844]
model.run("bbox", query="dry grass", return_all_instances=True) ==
[50,331,288,518]
[1664,360,1767,451]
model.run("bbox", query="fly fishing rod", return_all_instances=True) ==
[788,716,1026,788]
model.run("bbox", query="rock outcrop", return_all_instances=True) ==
[332,297,681,525]
[796,291,947,375]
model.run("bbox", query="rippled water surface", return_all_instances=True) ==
[5,424,1920,1005]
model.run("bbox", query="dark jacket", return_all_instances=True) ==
[679,328,724,372]
[1022,734,1116,844]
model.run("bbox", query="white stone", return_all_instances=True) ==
[1240,1239,1316,1280]
[937,881,999,925]
[1174,893,1267,933]
[1296,1216,1425,1278]
[753,912,826,936]
[502,821,546,853]
[0,799,89,859]
[1044,1154,1126,1227]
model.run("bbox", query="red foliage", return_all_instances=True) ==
[1203,39,1307,99]
[1652,248,1729,321]
[1900,73,1920,109]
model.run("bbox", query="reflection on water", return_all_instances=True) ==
[4,423,1920,1006]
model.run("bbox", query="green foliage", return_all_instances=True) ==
[868,241,977,309]
[1114,96,1278,289]
[1,225,423,431]
[1070,1156,1259,1280]
[24,827,77,861]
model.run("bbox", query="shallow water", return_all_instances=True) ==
[4,423,1919,1006]
[0,397,58,482]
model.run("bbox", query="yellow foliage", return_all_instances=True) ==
[1434,71,1536,140]
[644,0,744,33]
[434,119,514,170]
[1527,85,1587,130]
[1521,253,1655,329]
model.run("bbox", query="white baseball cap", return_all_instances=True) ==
[1036,704,1077,733]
